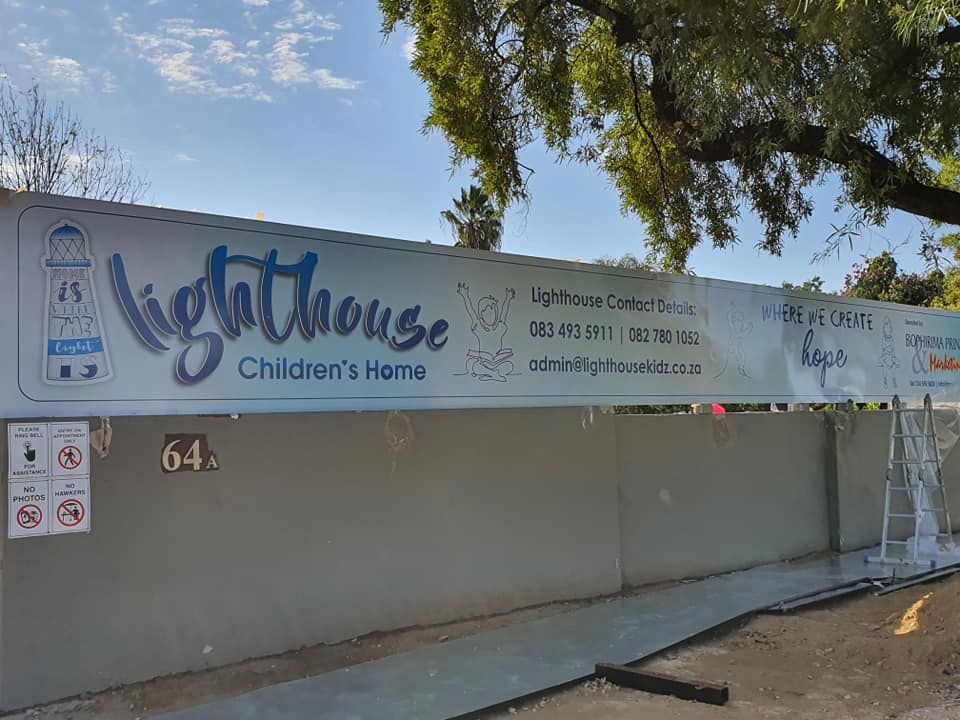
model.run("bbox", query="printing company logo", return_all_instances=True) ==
[41,220,113,385]
[928,354,960,372]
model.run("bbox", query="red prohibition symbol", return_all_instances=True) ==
[17,504,43,529]
[58,445,83,471]
[57,499,85,527]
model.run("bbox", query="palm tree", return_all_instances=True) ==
[441,185,504,251]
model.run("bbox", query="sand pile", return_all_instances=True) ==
[880,575,960,676]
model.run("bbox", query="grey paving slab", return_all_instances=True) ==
[155,548,955,720]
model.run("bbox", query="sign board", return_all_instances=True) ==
[3,190,960,417]
[50,476,90,534]
[161,434,219,473]
[8,480,49,538]
[8,423,49,479]
[7,421,91,538]
[50,422,89,477]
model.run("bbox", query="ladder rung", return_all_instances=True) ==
[884,540,911,545]
[891,459,939,464]
[888,513,917,518]
[893,433,932,438]
[889,484,944,490]
[895,408,929,413]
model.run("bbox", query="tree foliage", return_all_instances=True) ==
[0,80,148,202]
[842,250,946,305]
[782,276,826,293]
[441,184,504,250]
[381,0,960,271]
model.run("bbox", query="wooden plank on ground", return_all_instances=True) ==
[595,663,729,706]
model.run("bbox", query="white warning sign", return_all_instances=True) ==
[50,422,89,478]
[8,423,50,479]
[8,480,50,538]
[50,477,90,534]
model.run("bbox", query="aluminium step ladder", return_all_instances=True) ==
[866,394,954,568]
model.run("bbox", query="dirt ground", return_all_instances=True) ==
[8,576,960,719]
[488,576,960,720]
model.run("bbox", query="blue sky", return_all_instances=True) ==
[0,0,937,291]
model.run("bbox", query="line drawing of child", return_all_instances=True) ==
[714,302,753,379]
[456,282,516,382]
[879,315,898,388]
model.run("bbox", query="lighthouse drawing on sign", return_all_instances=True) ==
[41,220,113,385]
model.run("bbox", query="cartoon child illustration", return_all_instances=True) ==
[457,282,516,382]
[714,302,753,379]
[879,315,898,388]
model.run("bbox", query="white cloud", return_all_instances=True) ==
[208,39,247,64]
[175,153,198,162]
[267,32,357,89]
[161,19,228,40]
[46,56,86,86]
[274,0,340,31]
[17,39,90,91]
[111,2,357,100]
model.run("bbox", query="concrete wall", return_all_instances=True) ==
[832,409,960,551]
[0,406,920,710]
[616,412,832,586]
[1,408,621,710]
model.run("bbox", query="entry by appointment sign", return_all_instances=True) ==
[2,190,960,418]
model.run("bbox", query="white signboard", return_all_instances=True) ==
[3,190,960,417]
[50,422,89,477]
[7,423,49,479]
[8,480,49,538]
[50,476,90,534]
[7,420,92,538]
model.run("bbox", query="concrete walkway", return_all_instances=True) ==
[156,550,946,720]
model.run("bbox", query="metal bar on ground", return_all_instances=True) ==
[595,663,729,706]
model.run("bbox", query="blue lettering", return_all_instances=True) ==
[428,319,449,349]
[335,296,362,334]
[239,355,258,379]
[208,246,257,337]
[801,328,848,388]
[391,305,426,350]
[171,279,224,384]
[110,254,169,352]
[112,247,449,384]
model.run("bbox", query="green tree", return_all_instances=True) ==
[782,276,826,293]
[441,185,504,251]
[837,0,960,42]
[594,252,658,272]
[842,251,945,305]
[381,0,960,271]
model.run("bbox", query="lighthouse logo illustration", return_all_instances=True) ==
[41,220,113,385]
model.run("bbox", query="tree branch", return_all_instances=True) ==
[671,118,960,225]
[561,0,960,226]
[563,0,641,45]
